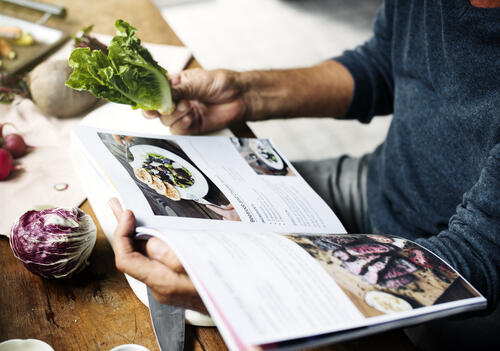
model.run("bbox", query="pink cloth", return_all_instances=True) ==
[0,98,85,235]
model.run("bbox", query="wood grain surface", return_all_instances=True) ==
[0,0,413,350]
[0,201,159,350]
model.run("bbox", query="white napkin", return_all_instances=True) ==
[0,35,192,236]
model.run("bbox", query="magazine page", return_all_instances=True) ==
[72,126,345,234]
[136,228,486,351]
[138,228,366,351]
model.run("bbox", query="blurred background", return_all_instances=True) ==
[154,0,391,161]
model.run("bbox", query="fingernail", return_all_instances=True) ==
[181,116,191,127]
[149,240,167,258]
[177,101,188,112]
[108,198,117,209]
[170,74,181,86]
[147,110,160,116]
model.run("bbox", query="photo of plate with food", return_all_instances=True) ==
[128,144,209,201]
[364,291,413,314]
[248,139,284,170]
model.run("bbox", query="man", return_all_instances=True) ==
[109,0,499,348]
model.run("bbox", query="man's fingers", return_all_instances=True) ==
[109,207,172,285]
[149,276,207,313]
[108,201,203,313]
[112,135,125,146]
[169,115,194,135]
[148,265,194,295]
[205,204,230,217]
[109,199,138,267]
[146,237,186,273]
[108,200,206,313]
[112,209,136,252]
[170,69,203,101]
[203,100,244,130]
[116,251,158,283]
[108,197,124,219]
[142,110,160,120]
[158,100,191,126]
[169,100,205,134]
[115,250,206,313]
[168,72,181,87]
[147,266,207,313]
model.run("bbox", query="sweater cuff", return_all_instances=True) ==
[332,55,373,123]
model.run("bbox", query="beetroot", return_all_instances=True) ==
[2,133,27,158]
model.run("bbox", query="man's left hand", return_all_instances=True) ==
[109,198,207,313]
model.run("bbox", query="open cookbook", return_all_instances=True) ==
[72,126,486,351]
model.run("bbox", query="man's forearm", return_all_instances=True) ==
[238,60,354,122]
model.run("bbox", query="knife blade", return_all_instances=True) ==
[147,287,185,351]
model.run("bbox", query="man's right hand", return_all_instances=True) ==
[144,61,354,135]
[143,68,247,134]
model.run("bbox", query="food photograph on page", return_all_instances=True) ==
[98,132,241,221]
[230,137,295,176]
[286,234,480,317]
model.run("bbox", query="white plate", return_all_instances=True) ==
[0,339,54,351]
[365,291,413,314]
[249,139,284,170]
[128,144,209,201]
[109,344,150,351]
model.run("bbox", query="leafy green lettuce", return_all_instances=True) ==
[65,20,174,113]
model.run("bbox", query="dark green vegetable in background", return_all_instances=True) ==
[0,72,30,104]
[73,24,108,54]
[65,20,174,113]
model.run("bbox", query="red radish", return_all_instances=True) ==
[0,148,14,179]
[2,133,27,158]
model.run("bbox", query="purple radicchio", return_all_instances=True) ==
[9,207,97,279]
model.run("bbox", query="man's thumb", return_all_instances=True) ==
[170,69,205,101]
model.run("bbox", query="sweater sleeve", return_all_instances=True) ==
[333,1,395,123]
[415,143,500,310]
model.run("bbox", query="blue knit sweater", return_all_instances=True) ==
[335,0,500,308]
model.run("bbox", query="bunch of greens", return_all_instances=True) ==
[65,20,174,113]
[0,72,30,104]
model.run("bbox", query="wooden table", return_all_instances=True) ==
[0,1,415,350]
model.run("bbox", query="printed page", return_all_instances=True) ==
[138,228,365,350]
[138,229,486,351]
[73,126,345,234]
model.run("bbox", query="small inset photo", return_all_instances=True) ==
[230,137,295,176]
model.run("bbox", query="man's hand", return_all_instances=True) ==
[205,204,241,221]
[109,198,207,313]
[143,68,247,135]
[144,61,354,135]
[111,135,134,147]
